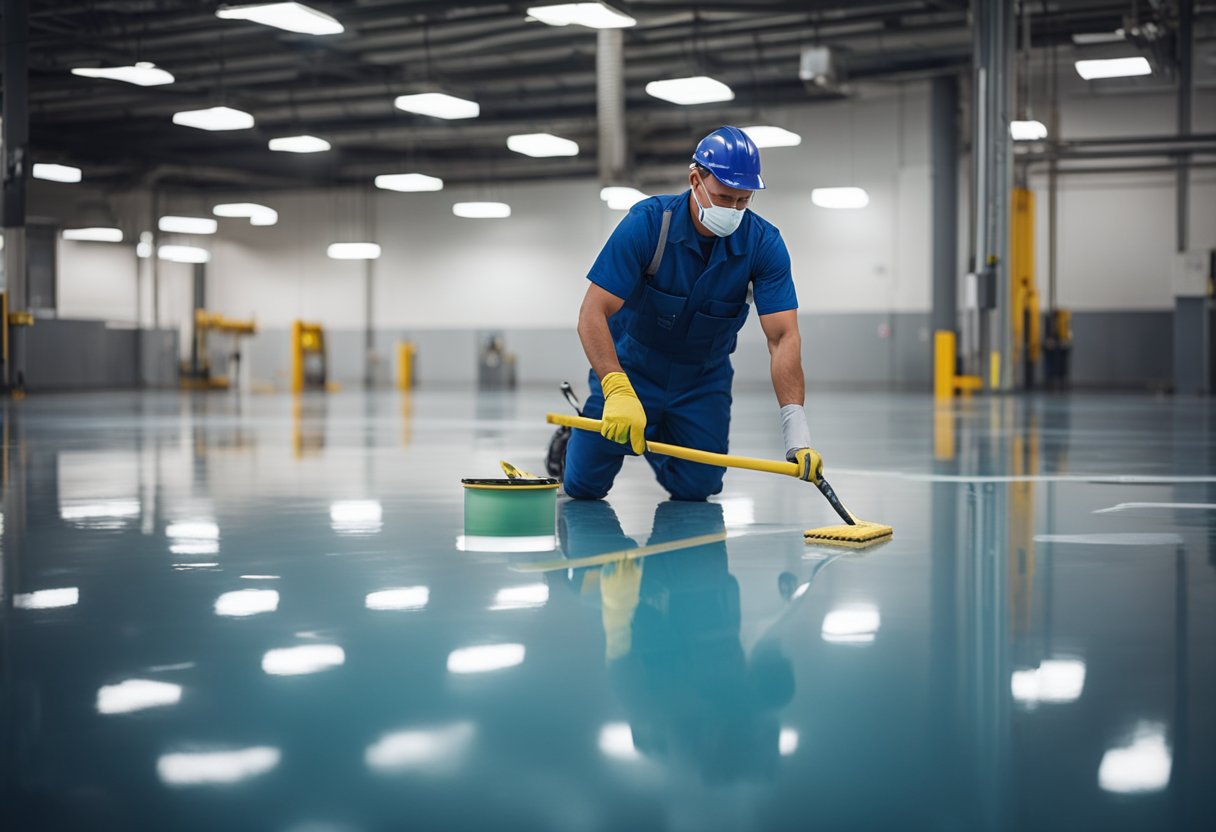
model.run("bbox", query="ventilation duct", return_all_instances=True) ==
[597,28,627,185]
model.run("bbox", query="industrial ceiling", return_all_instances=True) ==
[14,0,1214,191]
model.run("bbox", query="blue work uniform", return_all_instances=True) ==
[564,191,797,501]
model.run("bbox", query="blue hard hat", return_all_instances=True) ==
[691,126,765,190]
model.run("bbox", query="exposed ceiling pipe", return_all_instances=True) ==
[598,27,628,187]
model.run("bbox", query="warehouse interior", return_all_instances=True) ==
[2,1,1214,830]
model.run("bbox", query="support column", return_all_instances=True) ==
[364,259,374,389]
[971,0,1015,391]
[931,75,960,395]
[2,0,30,390]
[1176,0,1193,254]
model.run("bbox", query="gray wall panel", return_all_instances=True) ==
[1069,311,1173,389]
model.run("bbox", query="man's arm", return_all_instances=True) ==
[759,309,804,406]
[577,283,627,379]
[577,282,647,454]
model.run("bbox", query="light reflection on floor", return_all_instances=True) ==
[1,389,1213,830]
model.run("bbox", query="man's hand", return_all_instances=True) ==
[600,372,647,455]
[788,447,823,484]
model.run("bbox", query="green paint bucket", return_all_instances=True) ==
[461,477,559,551]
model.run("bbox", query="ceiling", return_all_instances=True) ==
[12,0,1211,192]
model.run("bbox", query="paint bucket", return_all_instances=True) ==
[461,477,559,551]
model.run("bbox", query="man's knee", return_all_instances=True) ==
[659,465,724,502]
[563,477,610,501]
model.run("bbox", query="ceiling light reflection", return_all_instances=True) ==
[262,644,345,676]
[821,605,880,644]
[1098,724,1172,794]
[365,722,476,774]
[157,746,280,786]
[456,534,556,552]
[365,586,429,611]
[598,722,640,760]
[447,643,525,675]
[215,589,280,617]
[1011,658,1086,706]
[779,727,799,756]
[14,587,79,610]
[330,500,383,534]
[97,679,183,714]
[490,583,549,611]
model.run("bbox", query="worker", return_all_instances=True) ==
[563,125,822,501]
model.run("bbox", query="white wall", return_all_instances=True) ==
[1028,87,1216,311]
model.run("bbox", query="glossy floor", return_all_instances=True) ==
[2,389,1213,831]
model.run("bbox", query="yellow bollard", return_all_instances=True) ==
[934,330,956,401]
[397,341,416,391]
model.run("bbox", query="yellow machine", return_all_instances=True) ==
[182,310,256,390]
[1011,188,1041,386]
[291,320,337,392]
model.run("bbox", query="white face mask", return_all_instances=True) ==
[692,177,746,237]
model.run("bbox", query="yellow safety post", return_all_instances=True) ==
[934,330,955,400]
[291,321,304,393]
[1011,188,1040,382]
[397,341,416,391]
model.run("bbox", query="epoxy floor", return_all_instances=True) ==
[2,388,1214,831]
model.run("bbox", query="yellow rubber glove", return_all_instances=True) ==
[600,372,647,455]
[789,447,823,484]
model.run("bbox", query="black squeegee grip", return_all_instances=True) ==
[817,479,856,526]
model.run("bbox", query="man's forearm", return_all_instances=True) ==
[769,332,805,407]
[578,306,625,381]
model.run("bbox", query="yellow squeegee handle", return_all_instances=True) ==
[547,412,858,525]
[547,412,799,477]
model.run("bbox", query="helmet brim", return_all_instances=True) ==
[709,170,765,191]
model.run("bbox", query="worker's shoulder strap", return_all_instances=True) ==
[644,210,672,279]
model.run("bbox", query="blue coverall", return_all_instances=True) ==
[564,191,798,501]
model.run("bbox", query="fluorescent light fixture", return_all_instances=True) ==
[599,186,647,211]
[157,747,280,786]
[779,727,799,756]
[394,92,480,120]
[62,227,124,243]
[1099,725,1172,794]
[645,76,734,105]
[329,500,383,534]
[172,106,255,131]
[97,679,183,714]
[213,202,278,226]
[742,125,803,148]
[1072,31,1126,45]
[365,586,430,611]
[327,242,381,260]
[446,643,525,674]
[598,723,640,760]
[811,187,870,209]
[14,587,79,610]
[527,3,636,29]
[1010,119,1048,141]
[159,216,218,235]
[268,134,330,153]
[452,202,511,219]
[365,722,476,774]
[262,644,346,676]
[1011,659,1086,706]
[158,245,211,264]
[214,589,280,618]
[456,534,555,552]
[72,62,174,86]
[216,3,343,36]
[507,132,579,157]
[1075,56,1151,80]
[32,163,82,183]
[375,173,445,192]
[490,583,549,611]
[821,605,880,644]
